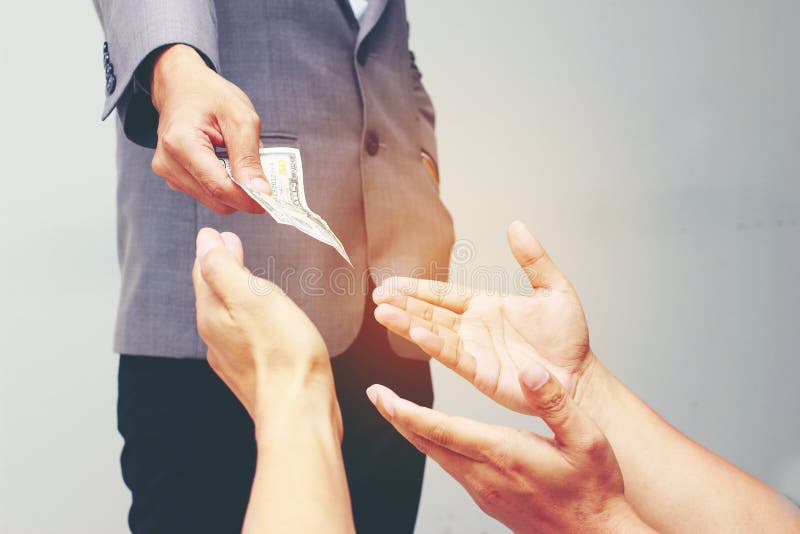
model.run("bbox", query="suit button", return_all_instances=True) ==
[357,47,368,66]
[365,132,379,156]
[106,72,116,94]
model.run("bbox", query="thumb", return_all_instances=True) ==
[519,361,594,450]
[507,220,567,290]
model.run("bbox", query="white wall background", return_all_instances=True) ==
[1,1,798,533]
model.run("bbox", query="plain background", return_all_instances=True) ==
[1,1,798,532]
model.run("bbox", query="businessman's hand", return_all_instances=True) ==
[368,363,652,534]
[151,44,271,214]
[373,221,598,415]
[192,228,335,426]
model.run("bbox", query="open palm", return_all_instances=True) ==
[373,221,594,415]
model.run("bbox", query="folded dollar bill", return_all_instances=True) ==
[217,147,352,266]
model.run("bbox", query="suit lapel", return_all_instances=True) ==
[335,0,359,33]
[356,0,389,48]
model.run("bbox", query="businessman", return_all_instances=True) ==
[94,1,454,532]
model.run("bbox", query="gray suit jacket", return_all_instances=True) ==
[94,0,455,359]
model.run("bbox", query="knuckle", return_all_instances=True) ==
[205,180,228,201]
[196,315,214,340]
[150,156,167,177]
[160,129,184,154]
[582,434,611,463]
[539,388,569,416]
[429,418,453,448]
[240,108,261,128]
[473,484,503,511]
[228,107,260,129]
[232,153,263,171]
[487,442,514,470]
[410,436,430,456]
[209,202,235,215]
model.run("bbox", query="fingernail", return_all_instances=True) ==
[249,177,271,194]
[366,386,378,405]
[521,364,550,391]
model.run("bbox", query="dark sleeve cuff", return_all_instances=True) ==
[119,44,216,148]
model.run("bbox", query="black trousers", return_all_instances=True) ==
[118,307,433,534]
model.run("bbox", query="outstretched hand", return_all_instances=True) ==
[367,363,651,534]
[192,228,332,420]
[373,221,597,415]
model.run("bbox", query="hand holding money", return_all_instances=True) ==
[149,44,272,214]
[218,147,352,265]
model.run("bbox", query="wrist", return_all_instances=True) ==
[597,498,652,533]
[151,44,208,111]
[597,497,655,533]
[573,351,616,430]
[254,388,342,449]
[253,364,341,443]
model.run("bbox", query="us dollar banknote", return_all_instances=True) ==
[217,147,352,266]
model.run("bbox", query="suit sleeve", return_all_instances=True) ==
[409,50,435,130]
[93,0,220,148]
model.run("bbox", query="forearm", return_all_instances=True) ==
[578,357,800,533]
[243,381,354,534]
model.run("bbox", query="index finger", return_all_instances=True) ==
[221,110,273,197]
[174,139,264,214]
[374,277,472,314]
[367,384,500,462]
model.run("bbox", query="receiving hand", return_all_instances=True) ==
[192,228,333,420]
[373,221,597,414]
[151,44,272,214]
[367,362,652,533]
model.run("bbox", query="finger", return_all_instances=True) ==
[373,303,460,344]
[409,327,478,385]
[153,152,235,215]
[374,408,484,491]
[220,231,244,264]
[192,246,228,343]
[375,297,461,338]
[192,257,223,319]
[374,277,472,314]
[176,140,265,213]
[518,361,597,449]
[366,384,501,462]
[372,292,462,332]
[373,303,478,381]
[195,228,251,306]
[220,108,273,196]
[507,220,568,290]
